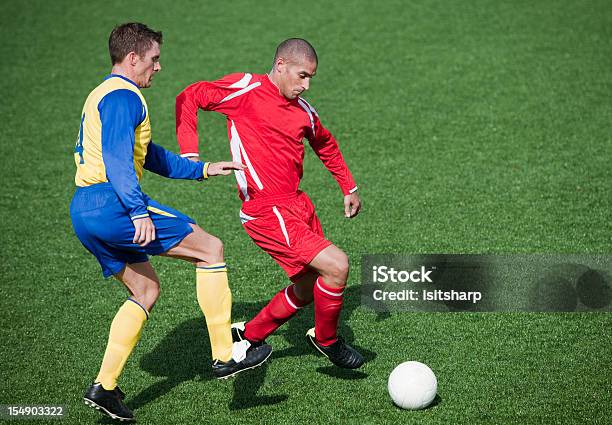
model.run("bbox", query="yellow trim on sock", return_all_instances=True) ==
[197,262,227,273]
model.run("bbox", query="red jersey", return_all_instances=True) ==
[175,73,357,202]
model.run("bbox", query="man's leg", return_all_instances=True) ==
[307,244,364,369]
[236,198,332,344]
[164,225,233,361]
[236,196,361,366]
[84,261,159,421]
[163,224,272,378]
[242,271,317,343]
[95,261,159,390]
[308,245,349,346]
[234,245,348,346]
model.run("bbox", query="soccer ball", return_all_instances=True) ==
[388,361,437,410]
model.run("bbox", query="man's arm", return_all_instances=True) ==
[99,89,149,221]
[306,109,361,218]
[99,89,156,246]
[144,142,245,179]
[144,141,206,179]
[175,73,256,158]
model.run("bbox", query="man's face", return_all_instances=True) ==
[276,57,317,100]
[133,42,161,88]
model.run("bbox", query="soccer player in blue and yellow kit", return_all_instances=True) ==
[70,23,272,422]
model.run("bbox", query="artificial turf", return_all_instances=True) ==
[1,0,611,423]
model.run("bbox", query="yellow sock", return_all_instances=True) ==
[196,263,233,362]
[95,299,148,390]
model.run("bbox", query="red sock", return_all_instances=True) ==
[244,284,309,342]
[313,277,345,346]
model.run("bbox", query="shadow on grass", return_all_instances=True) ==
[127,285,387,411]
[128,302,288,413]
[390,393,442,411]
[229,361,289,411]
[129,318,211,411]
[315,366,368,380]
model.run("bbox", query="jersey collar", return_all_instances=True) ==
[104,74,139,89]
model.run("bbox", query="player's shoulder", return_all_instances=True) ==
[99,87,143,110]
[98,75,141,94]
[216,72,264,89]
[85,76,143,110]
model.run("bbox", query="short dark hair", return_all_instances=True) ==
[273,38,318,66]
[108,22,163,65]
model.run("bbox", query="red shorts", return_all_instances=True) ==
[240,191,332,278]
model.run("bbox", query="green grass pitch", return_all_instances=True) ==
[1,0,611,423]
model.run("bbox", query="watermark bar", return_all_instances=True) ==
[361,255,612,312]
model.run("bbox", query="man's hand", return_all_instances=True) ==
[133,217,156,247]
[344,191,361,218]
[207,161,246,176]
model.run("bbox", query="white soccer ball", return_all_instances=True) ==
[388,361,437,410]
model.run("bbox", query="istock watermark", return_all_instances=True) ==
[361,255,612,312]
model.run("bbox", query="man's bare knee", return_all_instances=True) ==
[322,251,349,288]
[116,264,161,311]
[132,283,160,311]
[127,280,160,311]
[206,235,224,264]
[310,245,350,288]
[165,225,226,266]
[183,226,224,265]
[193,235,224,267]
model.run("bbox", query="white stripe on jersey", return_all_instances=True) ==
[239,209,256,224]
[228,73,253,89]
[239,143,263,191]
[230,121,250,200]
[230,120,264,200]
[272,206,291,247]
[298,97,319,117]
[220,82,261,103]
[297,98,315,134]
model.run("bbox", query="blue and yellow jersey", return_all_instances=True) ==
[74,74,205,220]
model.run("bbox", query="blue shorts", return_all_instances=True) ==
[70,183,195,278]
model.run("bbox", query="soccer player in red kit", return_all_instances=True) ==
[175,38,364,368]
